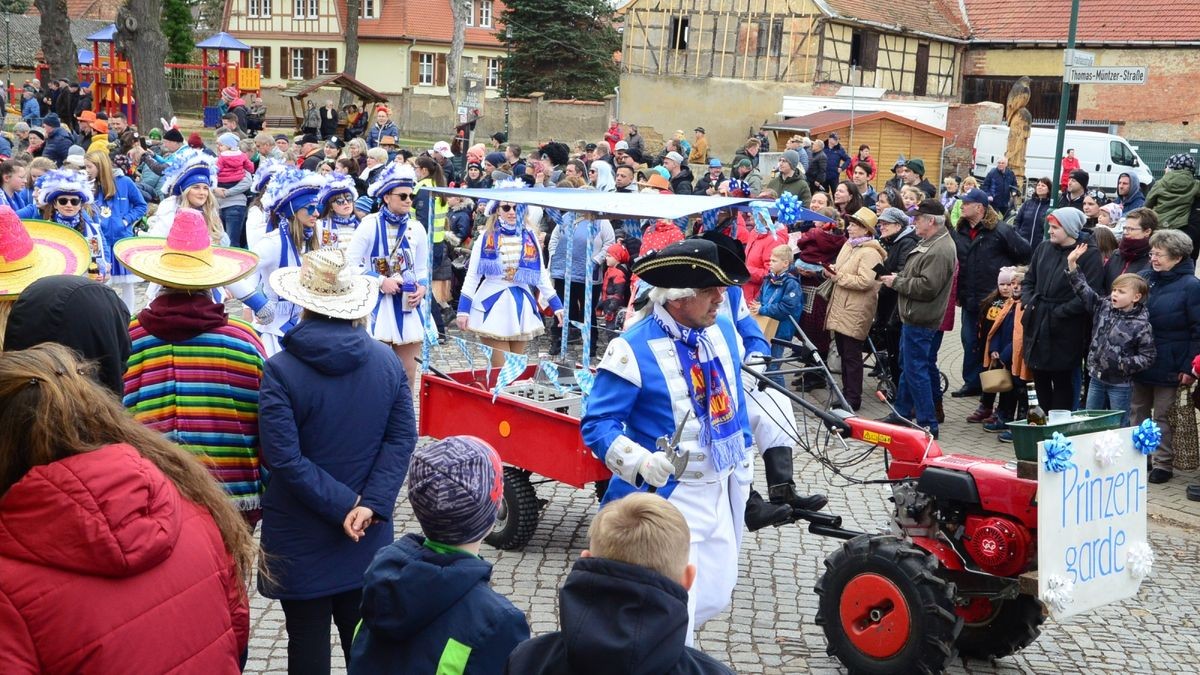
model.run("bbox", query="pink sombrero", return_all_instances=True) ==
[0,209,91,300]
[114,208,258,289]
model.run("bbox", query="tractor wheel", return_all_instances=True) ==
[484,467,539,550]
[815,534,962,675]
[955,595,1046,660]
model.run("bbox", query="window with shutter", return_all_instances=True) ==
[303,48,315,79]
[410,51,420,86]
[328,48,338,73]
[263,48,273,79]
[435,53,447,86]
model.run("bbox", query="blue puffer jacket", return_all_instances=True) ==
[22,96,41,126]
[350,534,530,675]
[43,127,74,166]
[366,121,400,149]
[96,174,148,247]
[257,317,416,600]
[1137,258,1200,387]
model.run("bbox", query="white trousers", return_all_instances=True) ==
[745,382,796,452]
[671,473,747,645]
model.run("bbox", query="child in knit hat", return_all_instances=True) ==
[216,132,253,189]
[350,436,530,675]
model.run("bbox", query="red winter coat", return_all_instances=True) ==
[743,226,789,304]
[0,444,249,674]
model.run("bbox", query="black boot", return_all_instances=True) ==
[763,446,829,511]
[744,490,793,531]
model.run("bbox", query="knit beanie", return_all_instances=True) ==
[781,150,801,170]
[407,436,503,546]
[484,151,506,168]
[217,132,240,150]
[1069,169,1089,190]
[187,132,204,149]
[905,158,926,177]
[997,266,1018,285]
[1166,153,1197,175]
[1048,207,1085,240]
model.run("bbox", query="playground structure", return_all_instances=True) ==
[34,28,262,128]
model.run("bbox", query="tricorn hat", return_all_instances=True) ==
[632,238,750,289]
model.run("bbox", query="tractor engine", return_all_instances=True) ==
[960,514,1033,578]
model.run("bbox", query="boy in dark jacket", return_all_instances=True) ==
[505,493,733,675]
[350,436,529,675]
[1067,244,1156,425]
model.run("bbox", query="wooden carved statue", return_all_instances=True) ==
[1005,76,1033,189]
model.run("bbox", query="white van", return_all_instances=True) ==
[972,125,1153,194]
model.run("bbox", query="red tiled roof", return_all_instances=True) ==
[26,0,121,21]
[964,0,1200,43]
[338,0,506,47]
[818,0,970,41]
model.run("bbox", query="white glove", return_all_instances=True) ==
[741,356,767,391]
[255,302,276,325]
[638,453,676,488]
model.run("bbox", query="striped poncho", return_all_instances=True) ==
[124,316,266,522]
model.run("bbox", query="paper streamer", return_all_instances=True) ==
[492,351,529,402]
[538,360,567,394]
[421,197,437,372]
[1126,541,1155,579]
[453,336,476,376]
[1093,430,1124,468]
[574,367,596,415]
[1042,574,1075,615]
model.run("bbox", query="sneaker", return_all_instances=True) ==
[1187,484,1200,502]
[966,406,994,423]
[998,430,1013,442]
[983,418,1009,433]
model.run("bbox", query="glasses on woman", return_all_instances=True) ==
[332,196,353,206]
[56,196,81,207]
[498,204,515,213]
[389,192,412,201]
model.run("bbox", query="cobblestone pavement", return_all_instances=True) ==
[245,327,1200,674]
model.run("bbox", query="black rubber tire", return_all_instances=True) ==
[815,534,962,675]
[955,595,1046,660]
[484,467,540,550]
[938,370,950,395]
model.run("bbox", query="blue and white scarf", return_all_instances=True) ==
[372,207,417,319]
[652,305,744,472]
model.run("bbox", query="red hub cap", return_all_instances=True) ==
[957,597,997,624]
[839,573,912,659]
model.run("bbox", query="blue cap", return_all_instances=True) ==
[171,165,215,196]
[708,158,722,168]
[960,188,990,205]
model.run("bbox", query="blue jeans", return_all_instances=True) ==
[960,306,982,391]
[1085,378,1133,426]
[768,342,787,387]
[220,205,248,249]
[895,324,939,429]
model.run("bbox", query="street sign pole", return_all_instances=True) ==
[1051,0,1082,208]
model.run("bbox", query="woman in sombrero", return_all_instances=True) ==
[114,207,266,526]
[19,169,109,283]
[251,167,327,356]
[315,171,359,248]
[0,205,91,349]
[86,150,148,312]
[346,162,428,381]
[456,183,564,366]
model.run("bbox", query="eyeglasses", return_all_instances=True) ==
[1122,226,1143,234]
[55,196,81,207]
[499,204,515,213]
[332,196,353,206]
[388,192,412,201]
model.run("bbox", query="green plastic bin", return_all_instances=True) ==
[1006,410,1125,461]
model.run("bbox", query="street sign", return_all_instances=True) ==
[1064,48,1095,67]
[1065,66,1148,85]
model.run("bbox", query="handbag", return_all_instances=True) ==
[980,362,1013,393]
[1170,385,1199,470]
[814,277,835,301]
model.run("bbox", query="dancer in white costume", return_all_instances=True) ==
[314,172,360,248]
[345,162,428,382]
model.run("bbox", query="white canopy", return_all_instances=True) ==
[423,187,756,220]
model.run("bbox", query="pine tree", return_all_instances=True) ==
[161,0,195,64]
[500,0,620,101]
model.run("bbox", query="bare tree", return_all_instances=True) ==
[34,0,78,82]
[339,0,361,108]
[115,0,173,130]
[447,0,469,106]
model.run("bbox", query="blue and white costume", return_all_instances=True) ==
[582,302,751,639]
[457,204,562,340]
[30,170,110,280]
[345,163,428,346]
[315,172,360,248]
[250,168,327,356]
[721,285,796,454]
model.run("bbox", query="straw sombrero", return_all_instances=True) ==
[114,208,258,290]
[0,210,91,300]
[270,248,379,320]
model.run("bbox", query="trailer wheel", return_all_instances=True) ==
[484,467,539,550]
[955,595,1045,660]
[815,534,961,675]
